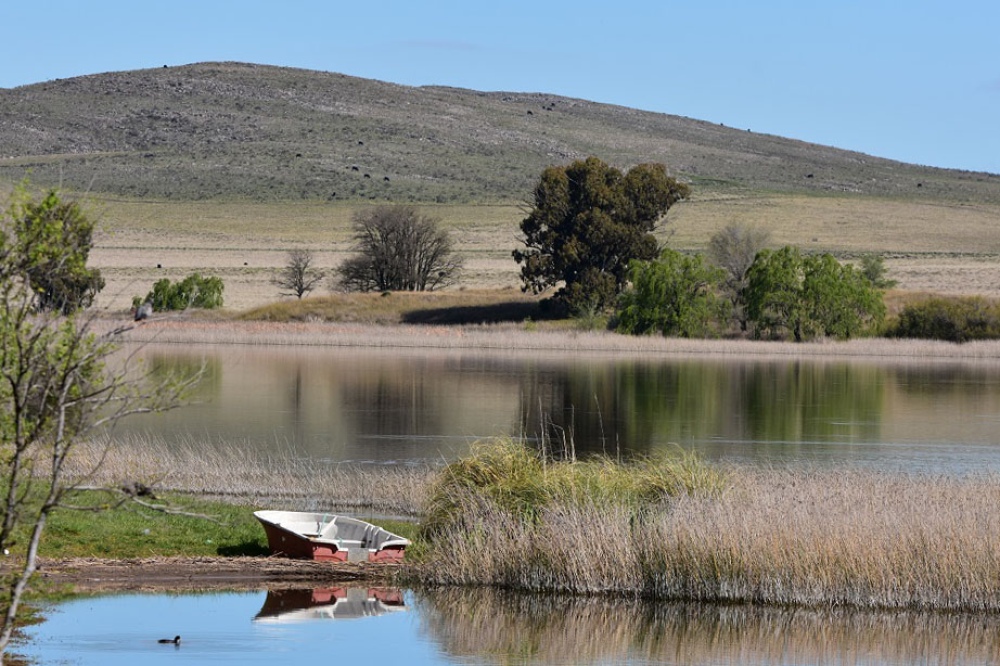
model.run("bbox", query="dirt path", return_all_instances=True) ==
[34,556,404,593]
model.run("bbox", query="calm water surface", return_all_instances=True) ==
[30,343,1000,664]
[22,586,1000,665]
[116,344,1000,473]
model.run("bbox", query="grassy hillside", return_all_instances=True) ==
[2,61,998,204]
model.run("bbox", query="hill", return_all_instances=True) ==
[2,62,999,312]
[2,61,998,204]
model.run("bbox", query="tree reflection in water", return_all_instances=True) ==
[518,359,886,460]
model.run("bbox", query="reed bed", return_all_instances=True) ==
[101,317,1000,362]
[414,443,1000,612]
[63,434,434,516]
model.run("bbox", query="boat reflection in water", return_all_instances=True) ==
[254,587,405,623]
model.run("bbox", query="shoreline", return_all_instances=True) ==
[34,556,403,593]
[103,316,1000,362]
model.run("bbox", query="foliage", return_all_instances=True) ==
[421,437,726,541]
[2,186,104,314]
[0,193,193,653]
[744,247,886,341]
[513,157,690,314]
[337,205,462,292]
[706,222,771,331]
[273,249,324,299]
[615,250,730,337]
[889,296,1000,342]
[858,253,897,289]
[136,273,224,311]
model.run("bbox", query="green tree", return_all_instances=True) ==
[4,187,104,314]
[615,250,729,337]
[0,194,192,655]
[743,246,807,341]
[802,253,886,339]
[744,247,885,341]
[513,157,689,314]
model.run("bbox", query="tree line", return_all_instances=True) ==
[512,156,891,341]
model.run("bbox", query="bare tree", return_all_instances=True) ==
[273,249,325,299]
[336,205,462,292]
[707,222,772,331]
[0,195,193,656]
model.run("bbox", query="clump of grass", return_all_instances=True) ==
[419,437,726,540]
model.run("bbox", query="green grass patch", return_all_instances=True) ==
[29,491,422,560]
[39,493,268,558]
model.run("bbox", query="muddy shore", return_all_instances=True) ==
[34,556,403,593]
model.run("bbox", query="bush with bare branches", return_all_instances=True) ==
[336,205,462,292]
[273,249,324,299]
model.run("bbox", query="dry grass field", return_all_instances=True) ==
[89,192,1000,313]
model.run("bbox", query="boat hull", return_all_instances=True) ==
[254,511,409,563]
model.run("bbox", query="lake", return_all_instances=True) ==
[115,344,1000,473]
[22,585,1000,665]
[23,342,1000,664]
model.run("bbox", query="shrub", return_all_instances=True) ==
[134,273,224,312]
[858,253,897,289]
[890,296,1000,342]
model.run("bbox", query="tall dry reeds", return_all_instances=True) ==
[414,450,1000,612]
[64,434,434,516]
[98,316,1000,361]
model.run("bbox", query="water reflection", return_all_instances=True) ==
[518,360,886,459]
[22,586,421,666]
[26,585,1000,665]
[116,345,1000,472]
[417,586,1000,665]
[255,586,405,622]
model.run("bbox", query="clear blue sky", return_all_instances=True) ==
[3,0,998,174]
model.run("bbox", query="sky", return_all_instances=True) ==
[2,1,998,174]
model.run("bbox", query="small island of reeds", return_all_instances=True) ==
[410,438,1000,612]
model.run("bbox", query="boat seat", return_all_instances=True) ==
[319,517,338,540]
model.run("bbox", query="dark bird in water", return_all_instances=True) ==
[158,635,181,644]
